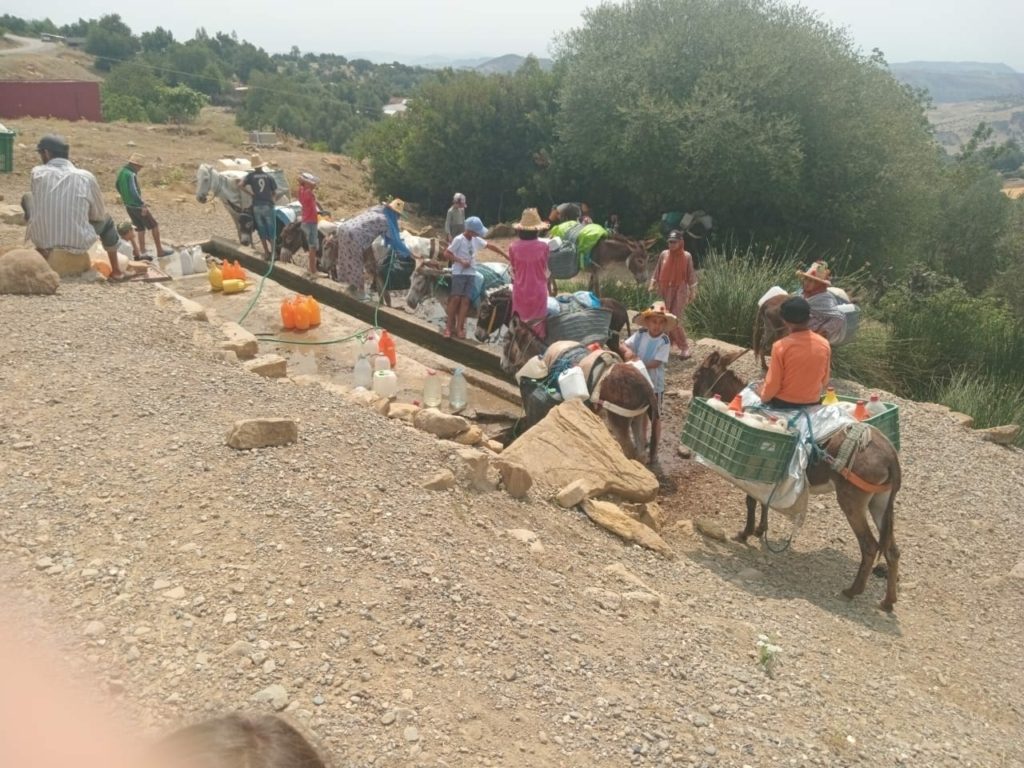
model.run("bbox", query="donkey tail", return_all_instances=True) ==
[878,453,901,556]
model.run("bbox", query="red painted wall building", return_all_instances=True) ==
[0,80,102,122]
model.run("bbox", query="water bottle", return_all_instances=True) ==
[449,368,468,412]
[353,355,373,389]
[422,369,442,408]
[866,393,886,416]
[821,387,839,405]
[373,354,391,372]
[378,330,397,369]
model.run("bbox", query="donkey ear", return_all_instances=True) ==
[719,348,750,368]
[702,350,721,368]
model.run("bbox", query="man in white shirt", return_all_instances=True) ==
[26,135,123,279]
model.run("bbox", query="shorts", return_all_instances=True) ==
[125,206,158,231]
[449,274,475,298]
[301,221,319,252]
[92,216,120,249]
[252,204,276,243]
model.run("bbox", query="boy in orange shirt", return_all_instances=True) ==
[759,296,831,407]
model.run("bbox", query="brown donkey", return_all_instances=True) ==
[691,349,902,611]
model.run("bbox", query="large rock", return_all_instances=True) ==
[413,408,470,439]
[225,418,298,450]
[244,354,287,378]
[219,322,259,360]
[0,248,59,295]
[498,400,660,502]
[492,459,533,499]
[976,424,1021,445]
[457,448,496,492]
[583,500,675,559]
[47,248,91,276]
[0,204,25,225]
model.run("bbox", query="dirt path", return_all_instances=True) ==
[2,113,1024,767]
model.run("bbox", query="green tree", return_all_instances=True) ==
[85,14,138,70]
[158,84,207,123]
[140,26,174,54]
[552,0,941,271]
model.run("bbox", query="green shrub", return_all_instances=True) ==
[936,370,1024,446]
[686,246,798,347]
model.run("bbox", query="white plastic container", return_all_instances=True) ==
[373,354,392,372]
[359,332,378,360]
[372,369,398,399]
[757,285,788,307]
[866,393,886,416]
[353,356,373,389]
[557,366,589,400]
[628,359,654,389]
[706,394,730,413]
[449,368,468,411]
[422,369,442,408]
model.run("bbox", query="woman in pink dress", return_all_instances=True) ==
[507,208,551,338]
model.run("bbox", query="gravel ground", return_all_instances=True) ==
[1,278,1023,768]
[2,111,1023,767]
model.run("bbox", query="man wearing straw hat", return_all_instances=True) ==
[238,154,282,259]
[115,152,168,260]
[796,260,846,343]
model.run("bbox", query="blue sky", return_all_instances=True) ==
[22,0,1024,70]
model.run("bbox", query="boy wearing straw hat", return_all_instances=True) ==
[620,301,675,407]
[115,152,168,259]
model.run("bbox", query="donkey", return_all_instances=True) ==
[548,234,655,296]
[474,286,632,350]
[503,322,660,464]
[691,349,901,611]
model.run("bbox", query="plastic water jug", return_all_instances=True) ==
[853,400,870,421]
[422,369,442,408]
[208,263,224,291]
[821,387,839,405]
[867,393,886,416]
[280,298,296,330]
[353,356,372,389]
[305,296,321,327]
[378,330,397,369]
[557,366,589,400]
[372,369,398,399]
[627,359,654,388]
[359,331,378,360]
[373,354,391,372]
[706,394,730,413]
[449,368,468,411]
[293,298,311,330]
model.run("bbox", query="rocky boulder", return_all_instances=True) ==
[0,248,59,295]
[497,400,659,502]
[225,418,298,450]
[413,408,470,439]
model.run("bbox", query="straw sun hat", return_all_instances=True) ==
[513,208,550,231]
[249,153,274,169]
[796,260,832,286]
[128,152,146,166]
[386,198,406,215]
[634,301,678,331]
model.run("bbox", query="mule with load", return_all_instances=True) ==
[688,349,901,611]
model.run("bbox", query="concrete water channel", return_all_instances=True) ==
[181,239,523,423]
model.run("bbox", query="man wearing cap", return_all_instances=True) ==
[443,216,507,339]
[444,193,466,243]
[238,155,282,259]
[116,152,167,259]
[27,134,124,279]
[759,296,832,408]
[796,260,845,343]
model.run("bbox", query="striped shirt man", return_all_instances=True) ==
[27,158,108,253]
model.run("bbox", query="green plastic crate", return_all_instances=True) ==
[837,395,900,451]
[0,129,14,174]
[681,397,798,483]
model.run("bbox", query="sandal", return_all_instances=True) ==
[442,328,452,338]
[456,329,466,339]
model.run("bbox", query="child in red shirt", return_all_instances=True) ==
[297,172,321,277]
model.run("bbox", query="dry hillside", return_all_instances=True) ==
[2,108,1024,768]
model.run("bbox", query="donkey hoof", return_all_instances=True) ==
[878,600,895,613]
[840,588,856,601]
[731,531,750,544]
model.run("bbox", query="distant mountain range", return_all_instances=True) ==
[349,51,554,74]
[890,61,1024,103]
